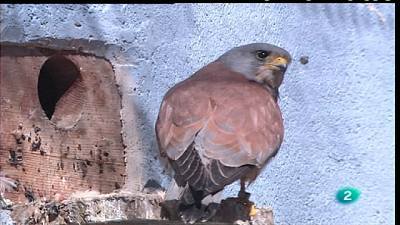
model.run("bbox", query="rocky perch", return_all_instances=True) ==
[3,191,274,225]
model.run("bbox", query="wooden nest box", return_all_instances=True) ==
[0,44,126,203]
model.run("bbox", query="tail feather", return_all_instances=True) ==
[168,140,256,206]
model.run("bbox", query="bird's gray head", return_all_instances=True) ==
[217,43,292,94]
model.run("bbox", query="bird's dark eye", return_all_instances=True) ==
[256,50,270,60]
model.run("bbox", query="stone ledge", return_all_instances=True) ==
[5,191,273,225]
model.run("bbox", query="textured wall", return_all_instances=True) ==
[0,3,395,225]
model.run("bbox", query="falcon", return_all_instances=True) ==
[155,43,291,222]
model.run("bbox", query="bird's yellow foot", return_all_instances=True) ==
[249,204,257,217]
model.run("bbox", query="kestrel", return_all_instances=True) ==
[156,43,291,222]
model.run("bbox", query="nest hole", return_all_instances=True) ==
[38,55,85,128]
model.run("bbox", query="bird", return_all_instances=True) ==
[155,43,291,222]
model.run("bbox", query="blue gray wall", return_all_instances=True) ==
[0,4,395,225]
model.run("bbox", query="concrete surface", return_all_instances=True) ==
[9,192,164,224]
[0,210,13,225]
[0,3,395,225]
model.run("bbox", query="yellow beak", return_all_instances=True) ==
[269,56,288,69]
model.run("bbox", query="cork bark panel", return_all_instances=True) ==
[0,46,126,203]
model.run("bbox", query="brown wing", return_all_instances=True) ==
[155,62,284,194]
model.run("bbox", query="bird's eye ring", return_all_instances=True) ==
[256,50,270,60]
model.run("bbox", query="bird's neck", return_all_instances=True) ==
[263,83,279,102]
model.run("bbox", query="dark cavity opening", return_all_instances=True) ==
[38,55,80,120]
